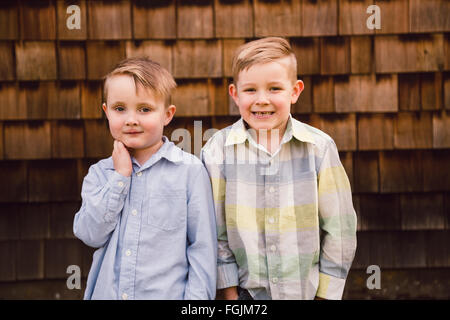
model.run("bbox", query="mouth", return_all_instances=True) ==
[251,111,275,119]
[123,131,143,135]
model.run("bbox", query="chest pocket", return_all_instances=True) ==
[145,189,187,231]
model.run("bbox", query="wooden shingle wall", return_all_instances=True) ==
[0,0,449,299]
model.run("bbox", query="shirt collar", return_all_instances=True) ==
[224,114,316,147]
[104,136,183,170]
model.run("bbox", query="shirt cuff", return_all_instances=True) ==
[107,171,131,195]
[104,171,130,223]
[316,272,347,300]
[217,263,239,289]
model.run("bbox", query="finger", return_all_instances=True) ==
[116,141,127,153]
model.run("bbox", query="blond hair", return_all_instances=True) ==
[231,37,297,84]
[103,57,176,106]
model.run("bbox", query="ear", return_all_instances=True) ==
[102,103,109,118]
[229,83,239,106]
[291,80,304,104]
[164,104,176,126]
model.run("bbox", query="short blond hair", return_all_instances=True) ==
[231,37,297,84]
[103,57,176,106]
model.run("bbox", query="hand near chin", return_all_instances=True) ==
[112,140,132,177]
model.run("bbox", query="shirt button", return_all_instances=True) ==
[131,209,137,216]
[269,187,275,193]
[268,217,275,224]
[122,293,128,300]
[270,245,276,252]
[272,277,278,284]
[137,172,142,177]
[118,181,124,187]
[125,250,131,256]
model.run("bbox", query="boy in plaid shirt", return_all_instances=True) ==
[201,37,357,300]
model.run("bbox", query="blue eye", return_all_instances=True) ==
[270,87,282,91]
[243,88,255,92]
[140,107,151,113]
[114,106,125,112]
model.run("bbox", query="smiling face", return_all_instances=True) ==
[102,74,175,162]
[229,57,303,141]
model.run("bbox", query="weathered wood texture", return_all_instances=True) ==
[0,0,449,300]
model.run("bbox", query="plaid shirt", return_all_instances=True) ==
[201,115,357,300]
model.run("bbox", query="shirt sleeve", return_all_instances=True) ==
[201,144,240,290]
[316,140,357,300]
[73,165,130,248]
[184,165,218,300]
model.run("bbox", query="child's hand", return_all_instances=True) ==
[112,140,132,177]
[220,287,239,300]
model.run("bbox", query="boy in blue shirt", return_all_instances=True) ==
[74,57,217,300]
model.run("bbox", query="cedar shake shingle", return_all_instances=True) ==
[81,81,103,119]
[58,42,86,80]
[223,39,245,78]
[320,37,350,75]
[409,0,450,33]
[4,121,51,160]
[83,119,113,158]
[56,0,87,40]
[0,41,15,80]
[0,161,27,202]
[334,74,398,113]
[177,0,214,39]
[358,113,394,150]
[433,110,450,148]
[125,40,173,74]
[359,194,400,231]
[19,0,56,40]
[379,150,423,193]
[375,0,409,34]
[375,34,444,73]
[87,0,131,40]
[0,83,23,120]
[16,240,44,280]
[51,120,84,158]
[133,0,176,39]
[400,193,445,230]
[302,0,337,36]
[394,112,433,149]
[214,0,253,38]
[312,75,334,113]
[15,41,57,81]
[0,1,19,39]
[398,73,421,111]
[350,36,373,74]
[292,76,312,114]
[354,151,379,193]
[339,0,374,35]
[50,82,81,120]
[172,80,210,116]
[44,239,83,279]
[173,40,222,78]
[254,0,302,37]
[308,113,356,151]
[20,204,51,240]
[291,37,320,75]
[86,41,126,80]
[28,160,79,202]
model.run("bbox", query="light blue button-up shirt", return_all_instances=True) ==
[73,137,217,300]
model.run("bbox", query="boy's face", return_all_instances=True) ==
[102,74,175,154]
[229,57,303,139]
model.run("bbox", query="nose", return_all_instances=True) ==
[125,112,138,126]
[255,91,269,105]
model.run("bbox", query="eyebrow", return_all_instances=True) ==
[109,101,156,108]
[109,101,127,107]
